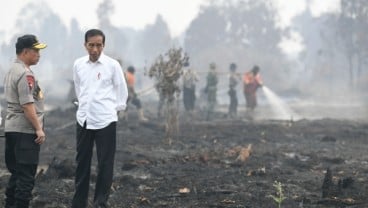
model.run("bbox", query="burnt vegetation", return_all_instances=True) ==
[0,0,368,207]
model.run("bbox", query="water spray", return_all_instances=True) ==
[261,86,300,121]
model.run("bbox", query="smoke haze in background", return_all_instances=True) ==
[0,0,366,120]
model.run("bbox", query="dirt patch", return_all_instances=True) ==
[0,106,368,207]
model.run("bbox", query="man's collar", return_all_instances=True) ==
[87,53,106,64]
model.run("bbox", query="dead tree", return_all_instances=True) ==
[149,48,189,145]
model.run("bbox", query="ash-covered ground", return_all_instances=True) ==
[0,99,367,208]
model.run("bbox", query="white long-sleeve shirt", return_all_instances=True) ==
[73,53,128,129]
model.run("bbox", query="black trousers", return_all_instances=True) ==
[228,88,238,117]
[183,87,195,111]
[130,96,142,109]
[72,122,116,208]
[5,132,40,208]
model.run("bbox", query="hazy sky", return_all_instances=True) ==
[0,0,339,44]
[1,0,205,42]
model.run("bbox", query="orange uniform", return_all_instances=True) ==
[125,71,135,88]
[243,71,262,110]
[123,66,147,121]
[243,72,262,85]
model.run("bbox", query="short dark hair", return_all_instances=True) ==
[230,63,237,71]
[251,65,260,74]
[85,29,105,44]
[127,66,135,73]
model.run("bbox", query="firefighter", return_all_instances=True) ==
[125,66,148,122]
[228,63,239,118]
[243,65,263,119]
[205,62,218,121]
[182,62,198,118]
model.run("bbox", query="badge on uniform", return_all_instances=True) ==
[26,75,35,91]
[38,90,44,99]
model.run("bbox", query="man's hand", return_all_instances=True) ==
[35,129,46,144]
[22,103,45,144]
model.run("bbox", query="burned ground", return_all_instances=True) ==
[0,105,368,208]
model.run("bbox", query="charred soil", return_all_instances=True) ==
[1,106,368,208]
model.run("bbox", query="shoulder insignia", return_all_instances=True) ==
[26,75,35,91]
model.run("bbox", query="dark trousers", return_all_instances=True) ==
[183,87,195,111]
[127,93,142,110]
[5,132,40,208]
[130,96,142,109]
[72,122,116,208]
[228,88,238,117]
[245,93,257,110]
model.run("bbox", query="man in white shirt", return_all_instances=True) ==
[71,29,128,208]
